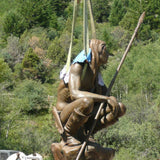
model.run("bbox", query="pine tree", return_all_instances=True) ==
[92,0,111,22]
[109,0,128,26]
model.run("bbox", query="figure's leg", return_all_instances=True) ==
[60,97,94,145]
[60,98,93,124]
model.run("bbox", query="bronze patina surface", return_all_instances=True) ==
[52,39,126,160]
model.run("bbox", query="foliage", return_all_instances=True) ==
[22,48,40,68]
[127,0,160,31]
[0,90,59,156]
[2,10,27,37]
[22,48,40,79]
[1,0,70,38]
[15,0,70,29]
[0,0,16,16]
[91,0,111,23]
[0,58,12,83]
[109,0,128,26]
[117,0,160,40]
[1,35,23,70]
[15,0,53,28]
[13,79,49,112]
[102,29,118,53]
[22,48,53,83]
[47,37,67,66]
[0,0,160,159]
[0,58,13,90]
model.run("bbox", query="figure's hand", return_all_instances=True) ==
[106,96,119,115]
[105,96,119,110]
[100,96,126,124]
[92,96,126,134]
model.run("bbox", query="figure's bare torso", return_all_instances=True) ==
[56,63,97,111]
[79,63,96,91]
[56,39,111,111]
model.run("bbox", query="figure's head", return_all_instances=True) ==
[89,39,110,68]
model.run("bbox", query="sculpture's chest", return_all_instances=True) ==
[80,64,97,91]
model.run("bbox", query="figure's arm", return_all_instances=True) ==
[95,84,108,95]
[68,63,109,102]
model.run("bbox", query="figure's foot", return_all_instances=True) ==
[66,136,81,146]
[64,133,81,146]
[88,136,96,143]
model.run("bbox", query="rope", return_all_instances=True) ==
[88,0,96,39]
[66,0,96,70]
[83,0,88,55]
[66,0,78,71]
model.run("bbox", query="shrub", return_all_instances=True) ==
[0,58,13,90]
[2,35,23,70]
[13,79,49,112]
[0,58,12,83]
[3,10,27,37]
[47,37,67,66]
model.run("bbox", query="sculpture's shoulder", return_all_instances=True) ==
[70,63,84,76]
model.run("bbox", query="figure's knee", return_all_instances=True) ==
[78,97,94,115]
[117,102,126,117]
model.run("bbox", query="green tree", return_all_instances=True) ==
[22,48,40,68]
[13,79,49,112]
[2,35,23,70]
[0,58,12,83]
[50,0,70,17]
[22,48,54,83]
[2,10,27,37]
[119,0,160,40]
[22,48,40,80]
[102,29,118,53]
[47,37,67,66]
[92,0,111,22]
[143,0,160,31]
[109,0,128,26]
[0,58,13,91]
[15,0,70,30]
[114,39,160,100]
[127,0,160,31]
[0,0,16,16]
[15,0,52,28]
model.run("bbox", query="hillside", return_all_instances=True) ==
[0,0,160,160]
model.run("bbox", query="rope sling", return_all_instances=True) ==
[66,0,96,71]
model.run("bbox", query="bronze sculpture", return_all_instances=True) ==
[51,39,126,160]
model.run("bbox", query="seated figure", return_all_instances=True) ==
[52,39,126,160]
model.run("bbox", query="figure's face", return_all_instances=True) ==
[98,42,109,65]
[89,39,109,67]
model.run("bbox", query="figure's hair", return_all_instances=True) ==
[89,39,107,73]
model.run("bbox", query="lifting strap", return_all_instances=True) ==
[66,0,79,71]
[88,0,96,39]
[66,0,96,70]
[83,0,89,55]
